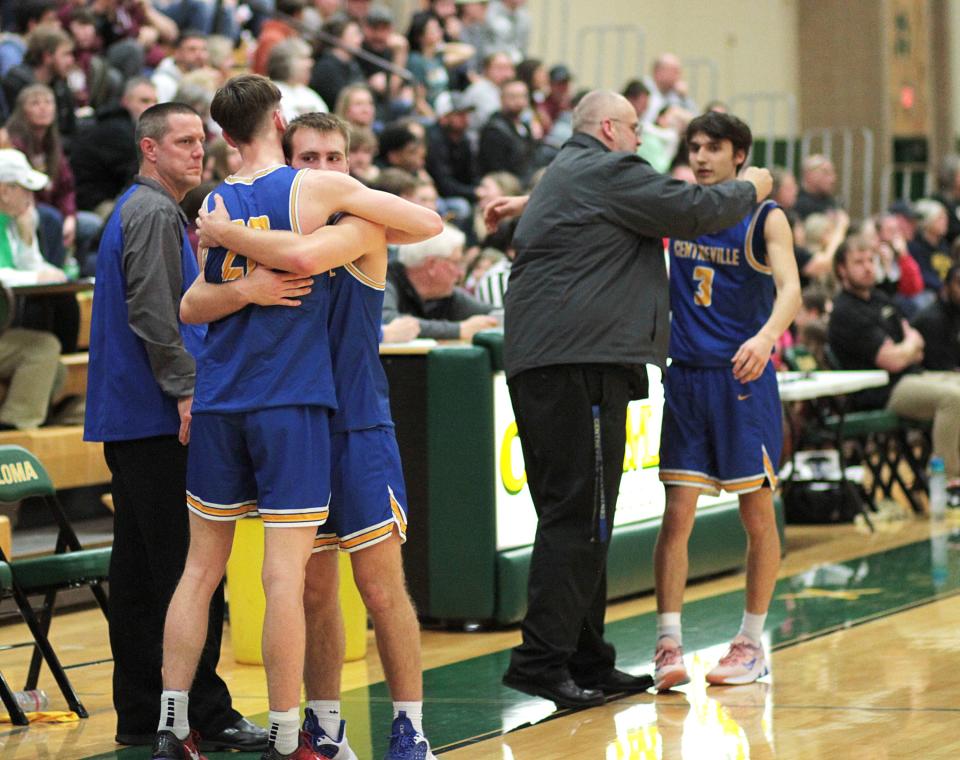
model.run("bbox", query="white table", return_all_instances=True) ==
[777,370,890,403]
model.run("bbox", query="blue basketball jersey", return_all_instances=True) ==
[668,200,778,367]
[328,261,393,432]
[193,165,337,413]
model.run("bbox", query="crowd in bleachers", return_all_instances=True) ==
[0,0,959,488]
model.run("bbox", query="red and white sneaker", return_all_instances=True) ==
[706,636,769,685]
[151,729,207,760]
[653,637,690,692]
[260,730,324,759]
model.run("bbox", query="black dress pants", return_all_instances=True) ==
[505,364,641,684]
[104,436,239,736]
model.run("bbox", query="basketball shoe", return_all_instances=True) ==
[384,711,436,760]
[302,708,358,759]
[151,730,207,760]
[706,636,769,685]
[260,730,324,759]
[653,637,690,692]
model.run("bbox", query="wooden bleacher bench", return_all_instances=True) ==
[0,426,109,490]
[59,352,89,399]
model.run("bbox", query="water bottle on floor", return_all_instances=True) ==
[929,456,947,521]
[12,689,49,710]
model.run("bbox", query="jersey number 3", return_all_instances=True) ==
[693,265,714,307]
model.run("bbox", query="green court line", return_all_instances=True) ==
[80,532,960,759]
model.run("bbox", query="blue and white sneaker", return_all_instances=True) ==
[384,712,436,760]
[302,709,358,760]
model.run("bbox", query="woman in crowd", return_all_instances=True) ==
[269,37,328,121]
[335,82,378,132]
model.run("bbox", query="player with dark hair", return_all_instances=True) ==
[652,111,801,690]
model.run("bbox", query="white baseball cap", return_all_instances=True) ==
[0,149,48,191]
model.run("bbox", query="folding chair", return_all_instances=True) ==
[0,445,110,724]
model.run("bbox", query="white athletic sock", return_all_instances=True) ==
[268,708,301,756]
[738,611,767,644]
[657,612,683,646]
[306,699,342,739]
[158,690,190,740]
[393,701,423,735]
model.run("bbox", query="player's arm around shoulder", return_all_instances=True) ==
[180,268,315,324]
[298,170,443,242]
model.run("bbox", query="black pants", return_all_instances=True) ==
[506,364,642,684]
[104,436,239,736]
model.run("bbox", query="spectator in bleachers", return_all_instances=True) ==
[375,165,419,198]
[301,0,343,34]
[622,79,650,121]
[406,11,473,113]
[202,136,241,181]
[309,14,365,111]
[0,1,58,79]
[334,81,377,131]
[426,90,477,204]
[456,0,489,71]
[772,166,798,212]
[204,33,235,82]
[516,57,549,134]
[794,153,839,219]
[154,0,238,39]
[800,209,848,284]
[344,0,371,22]
[472,168,519,242]
[151,29,208,103]
[66,8,124,113]
[472,215,516,307]
[911,263,960,372]
[377,121,426,176]
[88,0,177,71]
[636,103,687,174]
[3,26,77,143]
[347,123,379,183]
[0,147,64,284]
[358,5,410,118]
[269,37,329,121]
[642,53,696,126]
[908,198,953,293]
[829,235,960,500]
[2,83,101,259]
[385,222,497,339]
[934,155,960,245]
[0,321,64,430]
[477,78,537,182]
[875,211,925,316]
[483,0,529,64]
[70,76,156,219]
[543,64,573,126]
[462,50,513,142]
[252,0,304,76]
[0,148,80,352]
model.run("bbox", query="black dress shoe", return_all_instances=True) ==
[577,668,655,694]
[502,671,605,708]
[198,717,268,752]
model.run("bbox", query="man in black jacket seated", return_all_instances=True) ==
[477,78,537,183]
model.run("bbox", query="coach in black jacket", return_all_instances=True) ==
[498,90,771,708]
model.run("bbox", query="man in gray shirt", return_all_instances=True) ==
[492,90,772,708]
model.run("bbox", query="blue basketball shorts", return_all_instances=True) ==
[659,362,782,494]
[186,405,331,527]
[313,426,408,553]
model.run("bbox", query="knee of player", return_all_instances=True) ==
[355,573,404,615]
